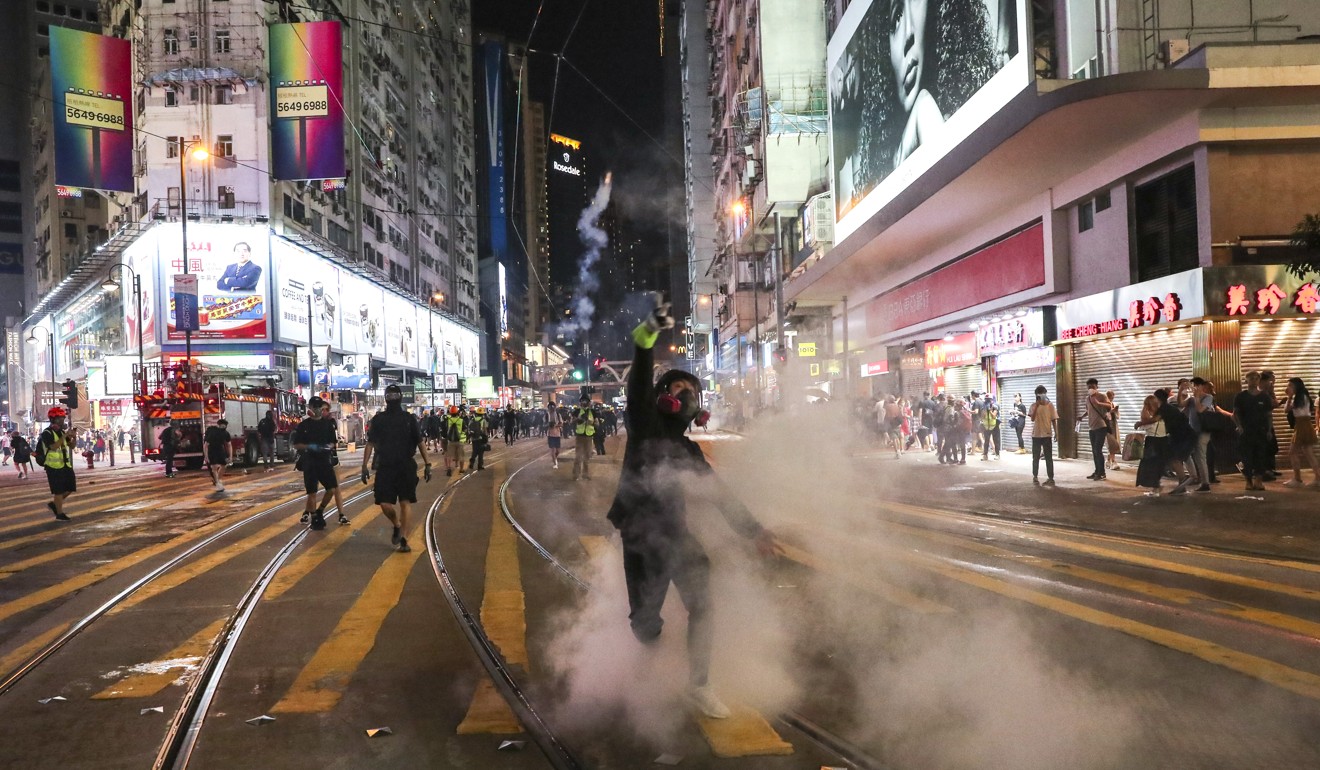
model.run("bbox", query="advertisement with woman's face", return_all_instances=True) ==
[829,0,1025,235]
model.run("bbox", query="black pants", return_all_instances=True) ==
[1239,431,1270,481]
[504,428,515,445]
[1014,424,1025,449]
[621,526,712,687]
[1032,437,1054,480]
[981,426,1001,458]
[593,433,606,455]
[161,450,175,475]
[471,445,486,469]
[1089,428,1109,476]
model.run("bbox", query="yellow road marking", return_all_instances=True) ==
[264,522,359,602]
[0,512,262,625]
[456,678,522,734]
[881,499,1320,603]
[778,542,953,615]
[108,520,297,614]
[481,470,527,667]
[578,535,609,561]
[270,517,431,714]
[0,532,130,579]
[696,704,793,758]
[891,522,1320,640]
[0,621,72,680]
[91,618,227,699]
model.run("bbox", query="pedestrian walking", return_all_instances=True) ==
[293,397,347,528]
[573,394,598,480]
[1282,377,1320,488]
[443,405,467,476]
[1009,393,1027,453]
[203,418,233,494]
[605,298,784,719]
[504,407,518,446]
[257,409,278,469]
[1084,379,1114,480]
[35,407,75,520]
[1156,388,1197,494]
[979,395,1001,460]
[11,431,32,478]
[159,424,179,478]
[469,407,490,471]
[361,383,434,553]
[1234,371,1273,491]
[882,395,904,457]
[1133,394,1167,495]
[1028,385,1056,485]
[545,400,563,469]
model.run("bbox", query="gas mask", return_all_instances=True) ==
[657,389,710,427]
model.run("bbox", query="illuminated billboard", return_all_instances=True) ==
[269,21,345,181]
[339,271,386,360]
[158,224,272,342]
[385,292,420,369]
[273,239,342,349]
[828,0,1029,240]
[50,28,134,192]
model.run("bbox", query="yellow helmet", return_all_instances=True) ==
[475,406,486,415]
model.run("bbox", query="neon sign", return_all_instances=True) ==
[1060,293,1183,340]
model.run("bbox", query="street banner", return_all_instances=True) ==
[269,21,345,181]
[50,28,133,192]
[173,274,199,332]
[162,223,271,342]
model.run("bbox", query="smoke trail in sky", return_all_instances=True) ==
[560,172,612,338]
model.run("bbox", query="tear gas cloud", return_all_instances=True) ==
[557,173,613,339]
[531,402,1300,767]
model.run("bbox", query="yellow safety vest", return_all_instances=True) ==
[41,429,70,469]
[575,408,596,437]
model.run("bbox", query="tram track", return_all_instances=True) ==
[428,446,888,770]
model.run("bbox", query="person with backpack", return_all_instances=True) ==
[257,410,277,470]
[11,431,32,479]
[572,394,599,480]
[159,424,179,478]
[980,395,1001,460]
[468,407,491,471]
[443,405,467,476]
[36,407,75,520]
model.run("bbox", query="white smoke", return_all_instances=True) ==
[560,173,613,338]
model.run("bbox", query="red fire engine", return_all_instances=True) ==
[135,362,303,468]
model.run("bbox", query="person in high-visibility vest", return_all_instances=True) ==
[38,406,75,521]
[443,405,467,476]
[572,394,598,481]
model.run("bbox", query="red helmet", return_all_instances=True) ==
[47,406,68,419]
[448,406,460,416]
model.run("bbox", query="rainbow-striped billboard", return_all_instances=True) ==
[269,21,345,181]
[50,28,134,192]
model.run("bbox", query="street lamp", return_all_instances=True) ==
[427,291,448,409]
[26,324,56,420]
[177,137,210,376]
[102,264,145,397]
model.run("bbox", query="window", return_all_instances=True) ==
[215,30,230,54]
[165,89,178,107]
[1095,190,1112,212]
[218,186,235,209]
[168,187,180,211]
[69,7,81,19]
[164,29,178,55]
[1078,200,1094,233]
[53,4,66,15]
[188,30,197,49]
[0,201,21,233]
[1134,165,1199,282]
[216,86,233,105]
[215,134,233,157]
[189,86,200,102]
[37,23,49,36]
[64,222,77,240]
[0,160,20,192]
[166,136,179,158]
[283,193,293,218]
[36,1,49,11]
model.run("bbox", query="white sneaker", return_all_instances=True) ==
[687,685,731,719]
[1283,479,1303,488]
[553,461,559,469]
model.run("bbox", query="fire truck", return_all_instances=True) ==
[136,362,304,468]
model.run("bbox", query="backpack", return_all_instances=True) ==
[34,429,55,467]
[957,409,973,432]
[982,406,999,430]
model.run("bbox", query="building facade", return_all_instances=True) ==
[786,0,1320,461]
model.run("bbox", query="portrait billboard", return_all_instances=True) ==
[273,240,342,349]
[268,21,345,181]
[121,228,160,359]
[159,223,271,342]
[50,28,134,192]
[828,0,1029,240]
[384,292,420,369]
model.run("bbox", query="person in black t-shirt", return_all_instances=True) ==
[292,397,345,529]
[361,383,433,552]
[203,419,233,494]
[1234,370,1274,491]
[256,410,277,470]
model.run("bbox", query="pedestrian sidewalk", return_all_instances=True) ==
[855,440,1320,562]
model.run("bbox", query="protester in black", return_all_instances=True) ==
[257,410,277,469]
[203,419,233,494]
[292,397,345,529]
[361,383,433,552]
[605,297,784,720]
[159,424,179,478]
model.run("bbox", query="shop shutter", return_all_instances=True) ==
[942,365,986,400]
[902,365,931,403]
[1239,319,1320,458]
[1070,326,1193,460]
[998,369,1057,405]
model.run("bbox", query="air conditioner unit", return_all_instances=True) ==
[803,193,835,246]
[1161,39,1190,66]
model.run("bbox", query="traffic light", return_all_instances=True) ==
[571,369,585,382]
[60,379,79,409]
[773,347,788,367]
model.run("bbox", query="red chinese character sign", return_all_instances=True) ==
[1120,294,1185,335]
[1224,281,1320,318]
[1296,284,1320,314]
[1225,284,1250,316]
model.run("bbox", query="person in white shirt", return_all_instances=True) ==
[1028,385,1058,485]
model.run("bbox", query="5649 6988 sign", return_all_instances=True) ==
[50,28,134,192]
[269,22,345,181]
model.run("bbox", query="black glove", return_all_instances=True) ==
[360,467,370,485]
[424,463,433,483]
